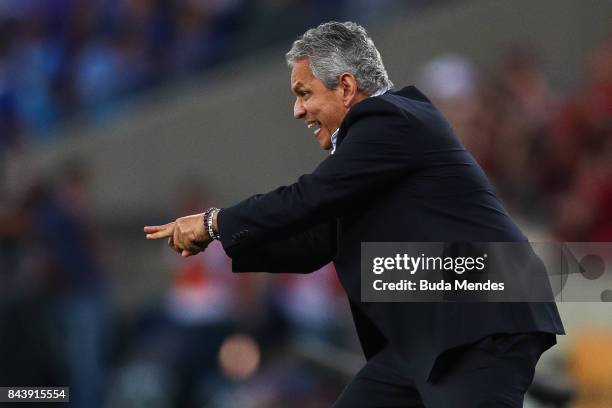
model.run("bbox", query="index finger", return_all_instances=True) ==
[144,222,175,239]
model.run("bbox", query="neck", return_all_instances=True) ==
[354,92,370,104]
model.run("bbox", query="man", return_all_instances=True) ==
[145,22,564,407]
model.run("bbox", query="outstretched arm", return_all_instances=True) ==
[145,99,423,261]
[145,213,335,273]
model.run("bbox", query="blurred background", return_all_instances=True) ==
[0,0,611,407]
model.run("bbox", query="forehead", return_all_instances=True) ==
[290,58,316,89]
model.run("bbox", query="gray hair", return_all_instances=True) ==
[286,21,393,95]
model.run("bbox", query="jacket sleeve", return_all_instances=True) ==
[218,98,425,258]
[230,220,336,273]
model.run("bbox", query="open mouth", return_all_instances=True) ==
[307,121,321,136]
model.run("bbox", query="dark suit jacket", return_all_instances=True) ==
[217,86,564,381]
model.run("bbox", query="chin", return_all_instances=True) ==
[317,134,332,150]
[319,141,332,150]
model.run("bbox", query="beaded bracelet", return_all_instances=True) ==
[203,207,221,241]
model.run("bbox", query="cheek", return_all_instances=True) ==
[320,102,344,128]
[304,100,319,116]
[316,107,333,125]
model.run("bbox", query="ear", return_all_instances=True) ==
[338,73,359,107]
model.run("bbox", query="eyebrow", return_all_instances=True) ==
[291,82,305,94]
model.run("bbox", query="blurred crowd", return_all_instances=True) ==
[0,163,355,407]
[418,35,612,243]
[0,0,406,153]
[0,2,611,406]
[0,0,248,150]
[0,160,111,406]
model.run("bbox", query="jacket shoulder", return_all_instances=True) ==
[341,93,419,131]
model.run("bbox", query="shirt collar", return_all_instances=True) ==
[330,86,391,155]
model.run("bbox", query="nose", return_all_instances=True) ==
[293,98,306,119]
